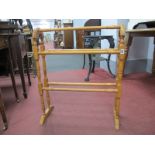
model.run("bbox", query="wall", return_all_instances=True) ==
[31,19,55,41]
[146,37,154,72]
[100,19,154,74]
[125,20,154,74]
[100,19,129,74]
[33,19,154,74]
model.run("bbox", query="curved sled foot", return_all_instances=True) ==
[40,105,54,125]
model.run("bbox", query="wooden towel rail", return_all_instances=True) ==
[32,25,126,130]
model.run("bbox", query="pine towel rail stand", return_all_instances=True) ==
[32,25,126,130]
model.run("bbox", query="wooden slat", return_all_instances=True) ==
[43,87,118,92]
[38,49,120,55]
[48,82,116,86]
[37,25,121,32]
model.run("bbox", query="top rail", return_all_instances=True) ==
[37,25,121,32]
[38,49,120,55]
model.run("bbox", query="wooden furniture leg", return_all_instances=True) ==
[7,38,20,102]
[32,54,37,77]
[16,42,27,98]
[24,54,31,86]
[0,88,8,131]
[114,27,126,129]
[32,31,53,125]
[40,33,54,124]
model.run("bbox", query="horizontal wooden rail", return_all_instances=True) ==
[37,25,121,32]
[43,87,118,92]
[38,49,120,55]
[48,82,116,86]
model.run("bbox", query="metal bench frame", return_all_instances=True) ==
[32,25,126,130]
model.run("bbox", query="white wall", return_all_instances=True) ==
[127,20,155,73]
[101,19,118,62]
[147,38,154,59]
[100,19,155,73]
[100,19,128,73]
[127,23,149,60]
[127,19,154,30]
[127,19,154,61]
[31,19,55,40]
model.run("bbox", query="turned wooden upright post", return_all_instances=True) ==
[32,30,46,124]
[40,33,53,108]
[39,32,54,115]
[114,25,126,129]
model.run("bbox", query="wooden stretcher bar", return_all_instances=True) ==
[48,82,116,86]
[38,49,120,55]
[38,25,121,32]
[32,25,126,130]
[43,87,118,92]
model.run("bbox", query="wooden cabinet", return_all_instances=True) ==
[76,30,84,49]
[63,23,74,49]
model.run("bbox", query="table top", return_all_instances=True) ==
[0,33,19,36]
[126,28,155,33]
[0,22,22,30]
[0,32,30,36]
[126,28,155,37]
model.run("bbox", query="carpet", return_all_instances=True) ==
[1,68,155,135]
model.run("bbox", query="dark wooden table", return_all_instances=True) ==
[124,28,155,75]
[0,34,20,102]
[0,33,31,100]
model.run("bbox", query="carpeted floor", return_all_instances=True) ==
[0,68,155,135]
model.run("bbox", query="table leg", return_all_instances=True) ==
[32,54,37,78]
[152,37,155,75]
[8,38,20,102]
[0,88,8,131]
[25,54,31,86]
[16,42,27,98]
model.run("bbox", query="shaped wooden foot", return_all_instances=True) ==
[40,105,54,125]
